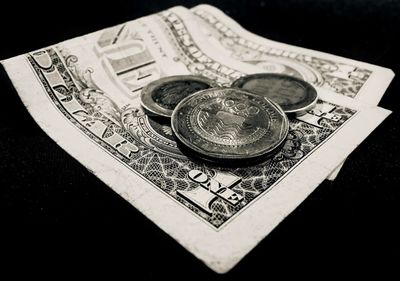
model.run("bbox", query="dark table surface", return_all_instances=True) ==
[1,0,399,278]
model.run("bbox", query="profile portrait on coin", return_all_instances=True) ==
[140,75,218,118]
[171,88,289,163]
[232,73,318,116]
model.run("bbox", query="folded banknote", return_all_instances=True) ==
[1,5,393,273]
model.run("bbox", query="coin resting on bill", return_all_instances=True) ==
[232,73,318,116]
[140,75,217,117]
[171,87,289,162]
[140,73,318,163]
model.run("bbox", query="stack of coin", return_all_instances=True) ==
[140,73,318,165]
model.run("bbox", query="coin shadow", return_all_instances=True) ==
[175,139,283,169]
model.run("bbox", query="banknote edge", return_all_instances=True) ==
[191,4,395,106]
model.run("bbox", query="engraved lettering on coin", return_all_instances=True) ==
[171,88,289,161]
[140,75,217,117]
[191,97,268,146]
[232,73,318,116]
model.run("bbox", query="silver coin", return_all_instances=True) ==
[171,88,289,161]
[232,73,318,116]
[140,75,217,118]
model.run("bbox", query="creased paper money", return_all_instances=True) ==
[191,4,394,180]
[1,5,392,273]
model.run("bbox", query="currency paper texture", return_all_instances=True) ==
[191,4,394,180]
[1,6,391,273]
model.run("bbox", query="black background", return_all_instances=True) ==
[0,0,399,279]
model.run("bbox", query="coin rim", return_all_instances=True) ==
[171,87,289,160]
[231,73,318,115]
[140,75,218,118]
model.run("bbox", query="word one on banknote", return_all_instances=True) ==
[1,4,393,273]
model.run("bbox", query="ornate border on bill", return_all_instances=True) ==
[191,4,394,104]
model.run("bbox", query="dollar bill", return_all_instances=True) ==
[1,6,391,273]
[191,4,394,180]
